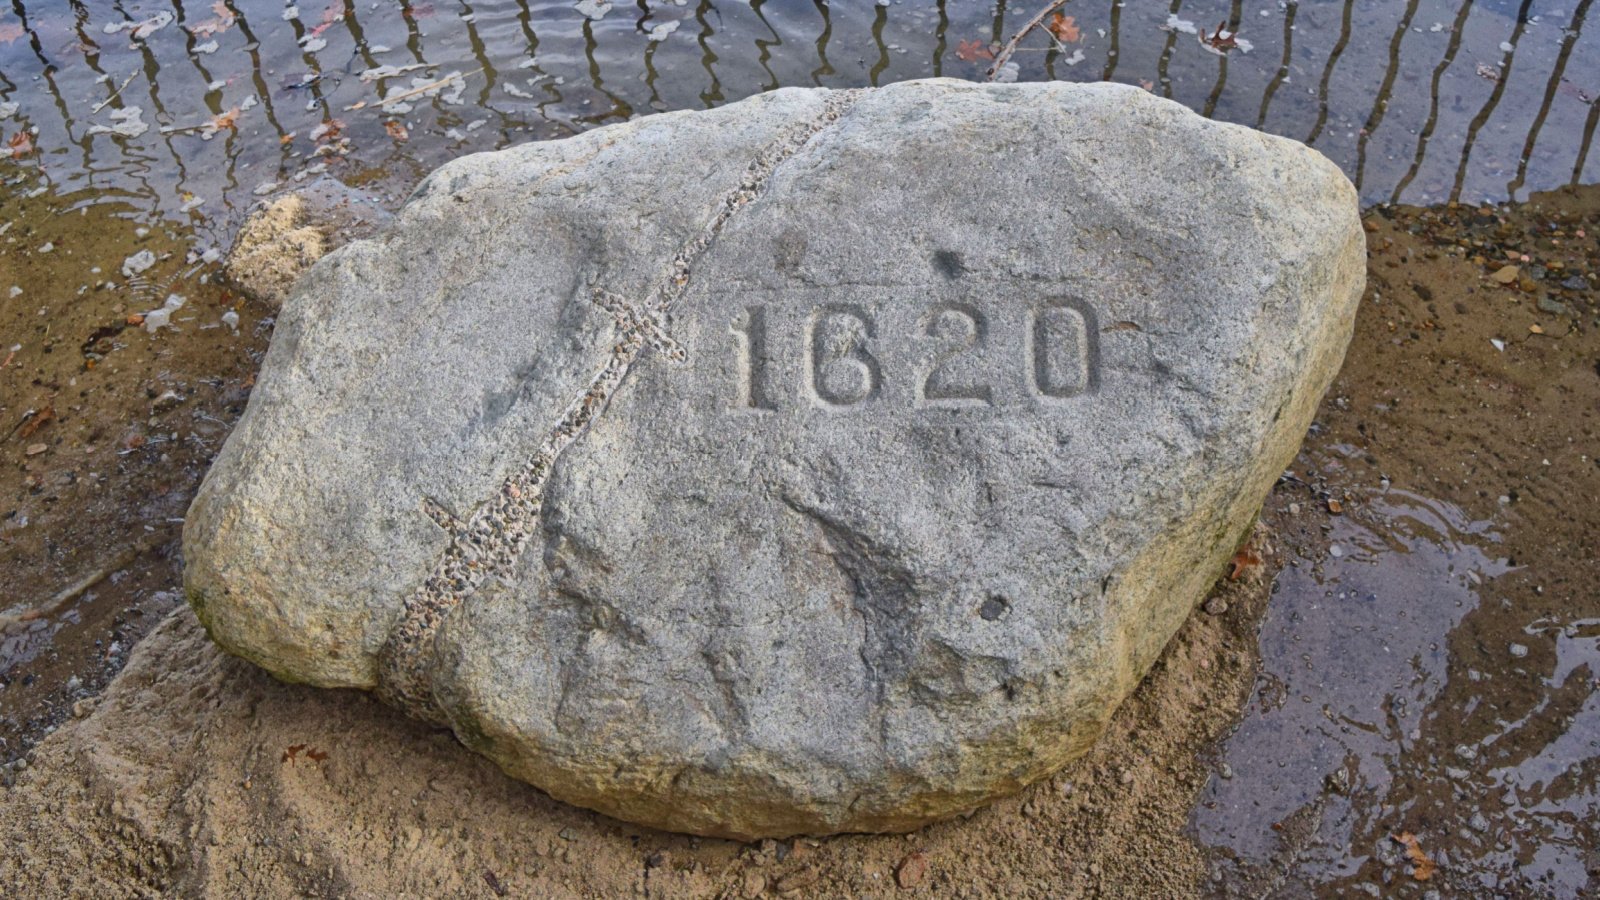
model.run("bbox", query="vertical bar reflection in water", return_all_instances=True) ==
[810,0,833,87]
[1450,0,1534,201]
[751,0,782,92]
[696,0,724,108]
[1390,0,1475,204]
[1575,83,1600,185]
[1101,0,1122,83]
[1305,0,1355,145]
[1157,0,1184,99]
[1506,0,1592,199]
[1351,0,1421,193]
[868,2,890,87]
[1201,0,1245,120]
[577,17,631,128]
[1253,0,1295,129]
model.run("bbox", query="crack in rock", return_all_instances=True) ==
[376,91,862,722]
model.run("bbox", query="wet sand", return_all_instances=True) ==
[1,170,1596,895]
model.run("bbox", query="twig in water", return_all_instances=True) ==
[0,542,156,631]
[986,0,1072,81]
[91,71,139,115]
[378,68,484,108]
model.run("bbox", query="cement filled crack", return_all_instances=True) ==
[375,91,863,723]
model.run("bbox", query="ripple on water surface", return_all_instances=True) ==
[1,0,1597,236]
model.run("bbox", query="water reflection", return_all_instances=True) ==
[1195,473,1600,894]
[2,0,1596,240]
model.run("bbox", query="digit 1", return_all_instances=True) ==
[732,306,776,411]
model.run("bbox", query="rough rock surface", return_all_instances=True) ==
[184,79,1364,839]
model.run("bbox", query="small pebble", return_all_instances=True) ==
[1508,643,1528,658]
[894,852,928,889]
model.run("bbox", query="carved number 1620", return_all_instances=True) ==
[730,300,1097,410]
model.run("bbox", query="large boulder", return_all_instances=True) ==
[184,79,1363,839]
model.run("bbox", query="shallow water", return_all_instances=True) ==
[1,0,1597,238]
[1196,481,1519,883]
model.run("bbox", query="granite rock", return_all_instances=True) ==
[184,79,1364,838]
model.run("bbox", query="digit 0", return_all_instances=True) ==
[1028,298,1098,400]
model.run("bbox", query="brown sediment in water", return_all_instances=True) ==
[0,182,1596,896]
[0,185,269,764]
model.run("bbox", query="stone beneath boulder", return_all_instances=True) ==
[224,177,391,307]
[184,79,1363,839]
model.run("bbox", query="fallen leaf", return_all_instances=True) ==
[190,1,236,38]
[309,4,342,38]
[1227,545,1262,581]
[955,38,994,63]
[384,119,409,141]
[310,118,345,142]
[1047,13,1080,43]
[130,12,174,40]
[198,106,240,139]
[7,130,34,157]
[1391,832,1437,881]
[0,22,24,44]
[1203,20,1239,51]
[1555,80,1592,104]
[18,405,54,439]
